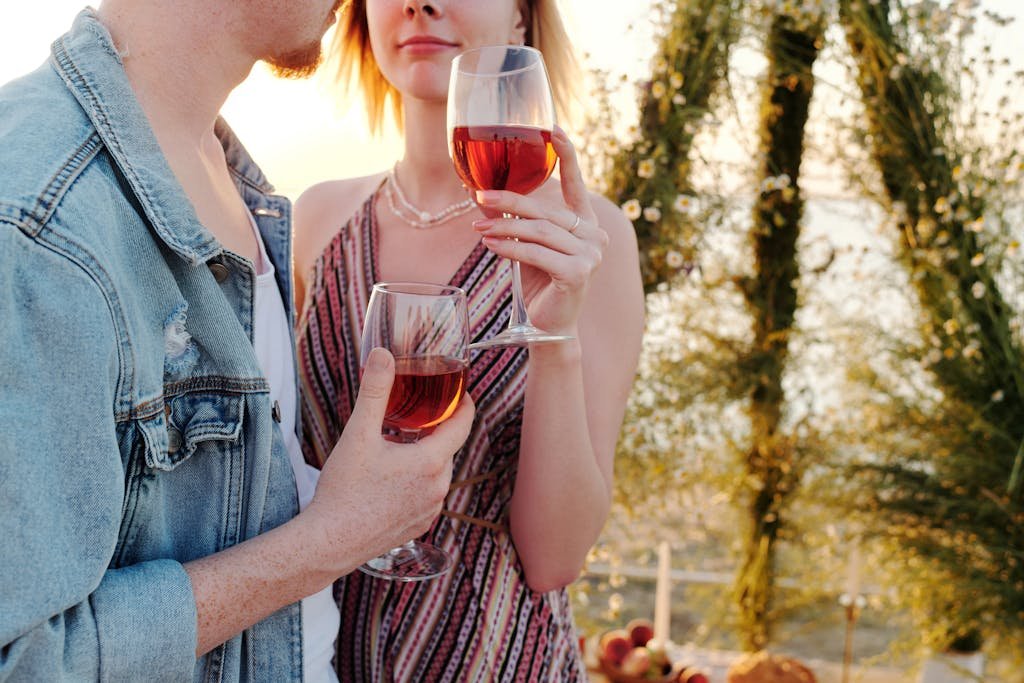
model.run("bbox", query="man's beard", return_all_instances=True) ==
[265,42,323,79]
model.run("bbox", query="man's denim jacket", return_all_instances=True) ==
[0,10,305,682]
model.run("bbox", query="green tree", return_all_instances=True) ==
[733,8,825,651]
[604,0,743,293]
[837,0,1024,654]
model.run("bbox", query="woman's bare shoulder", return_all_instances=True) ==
[588,191,636,251]
[295,172,386,231]
[294,172,385,265]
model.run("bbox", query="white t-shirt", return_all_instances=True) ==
[248,216,340,683]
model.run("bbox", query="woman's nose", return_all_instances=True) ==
[403,1,441,19]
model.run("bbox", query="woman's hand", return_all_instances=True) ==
[471,127,609,337]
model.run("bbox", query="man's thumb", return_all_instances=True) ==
[351,347,395,426]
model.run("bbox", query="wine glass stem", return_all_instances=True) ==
[506,213,532,331]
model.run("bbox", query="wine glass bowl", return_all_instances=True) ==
[447,45,573,349]
[358,282,469,581]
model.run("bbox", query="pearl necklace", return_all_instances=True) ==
[385,165,476,229]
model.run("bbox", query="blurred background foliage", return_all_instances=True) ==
[574,0,1024,672]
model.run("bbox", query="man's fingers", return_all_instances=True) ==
[425,393,475,452]
[350,347,395,429]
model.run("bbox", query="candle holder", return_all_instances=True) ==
[838,593,867,683]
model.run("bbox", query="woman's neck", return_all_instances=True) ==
[394,99,472,212]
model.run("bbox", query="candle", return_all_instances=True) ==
[654,541,671,643]
[845,542,862,599]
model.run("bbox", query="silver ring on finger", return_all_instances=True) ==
[567,213,582,235]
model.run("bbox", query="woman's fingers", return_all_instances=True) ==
[481,235,602,290]
[470,130,609,284]
[474,217,579,255]
[551,126,592,218]
[474,191,601,243]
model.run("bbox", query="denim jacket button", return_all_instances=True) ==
[208,261,229,283]
[271,400,282,423]
[167,427,182,454]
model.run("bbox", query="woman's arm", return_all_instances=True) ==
[473,130,644,591]
[510,197,643,592]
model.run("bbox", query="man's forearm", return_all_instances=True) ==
[184,512,348,657]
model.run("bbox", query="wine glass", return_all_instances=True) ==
[358,282,470,581]
[447,45,574,349]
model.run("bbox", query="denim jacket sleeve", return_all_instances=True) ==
[0,225,198,681]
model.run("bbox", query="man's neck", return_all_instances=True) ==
[96,1,261,264]
[96,1,252,148]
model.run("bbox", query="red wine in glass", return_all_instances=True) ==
[447,45,574,349]
[384,356,467,433]
[450,124,556,195]
[358,282,470,582]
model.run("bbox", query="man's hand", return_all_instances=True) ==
[303,347,474,572]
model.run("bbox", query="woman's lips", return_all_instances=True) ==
[398,37,458,55]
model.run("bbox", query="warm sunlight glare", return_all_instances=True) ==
[1,1,656,199]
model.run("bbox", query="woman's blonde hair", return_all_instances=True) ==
[331,0,579,134]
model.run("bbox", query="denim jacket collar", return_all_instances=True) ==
[49,9,277,266]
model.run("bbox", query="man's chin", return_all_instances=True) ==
[265,46,323,80]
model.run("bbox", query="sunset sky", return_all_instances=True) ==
[2,2,1018,199]
[0,1,657,198]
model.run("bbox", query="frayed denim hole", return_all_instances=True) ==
[163,303,199,378]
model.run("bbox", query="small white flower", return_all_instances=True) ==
[934,197,951,214]
[666,250,685,268]
[761,177,779,192]
[917,217,937,240]
[621,199,642,221]
[670,72,684,89]
[943,319,960,336]
[971,281,987,299]
[672,93,687,106]
[637,158,655,179]
[673,194,695,214]
[967,218,985,233]
[643,206,662,222]
[992,390,1005,402]
[702,261,724,284]
[651,81,667,99]
[777,173,792,189]
[970,253,986,267]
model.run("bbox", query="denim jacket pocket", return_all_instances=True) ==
[144,392,245,471]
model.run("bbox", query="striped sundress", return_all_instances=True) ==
[296,189,586,682]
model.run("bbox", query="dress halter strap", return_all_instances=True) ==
[441,459,517,534]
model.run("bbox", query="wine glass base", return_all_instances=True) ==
[358,541,453,582]
[469,325,574,350]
